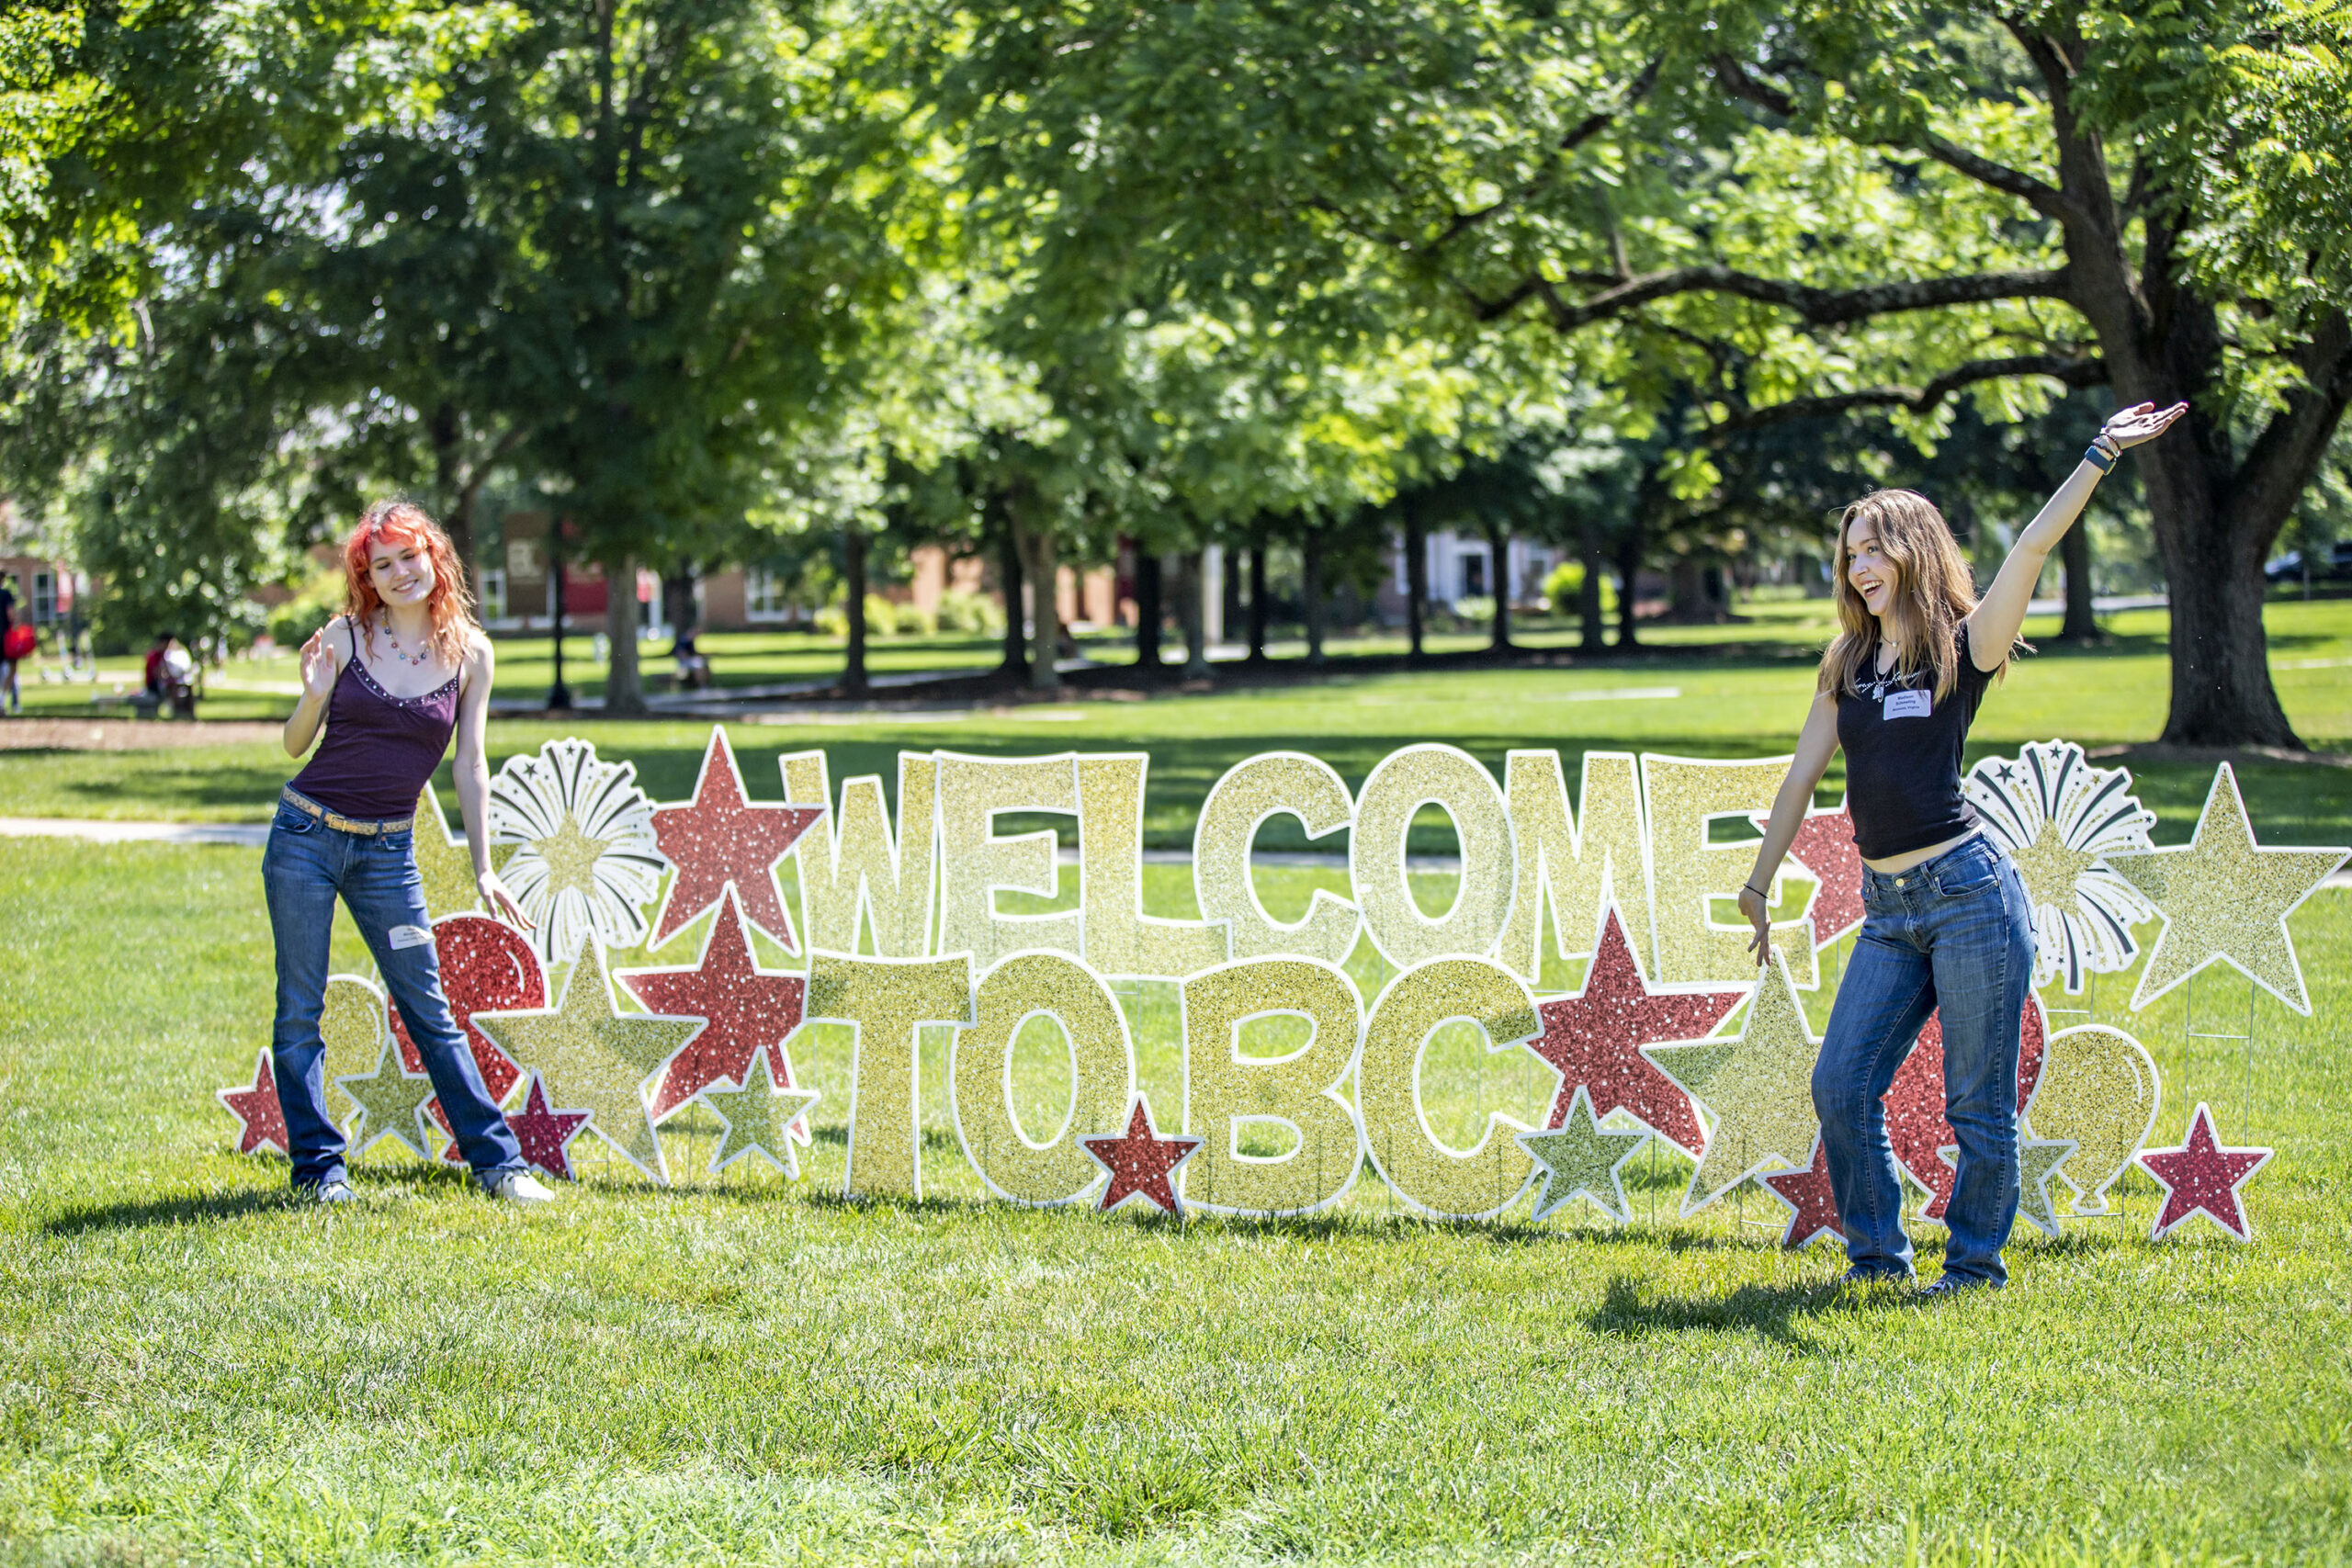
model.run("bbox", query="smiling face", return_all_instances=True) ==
[367,533,435,609]
[1845,515,1896,620]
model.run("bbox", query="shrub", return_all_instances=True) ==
[267,567,346,649]
[1542,559,1617,616]
[935,588,1002,635]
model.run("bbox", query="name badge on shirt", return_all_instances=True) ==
[1883,689,1933,720]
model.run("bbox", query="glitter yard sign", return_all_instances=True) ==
[220,730,2340,1237]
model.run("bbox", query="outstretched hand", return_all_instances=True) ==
[2100,400,2189,451]
[297,627,338,700]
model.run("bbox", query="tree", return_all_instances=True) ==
[934,0,2350,745]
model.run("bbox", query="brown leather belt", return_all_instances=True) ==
[279,785,413,837]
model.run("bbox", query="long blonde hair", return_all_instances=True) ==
[1817,489,2003,704]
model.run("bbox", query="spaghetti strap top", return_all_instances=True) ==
[288,621,461,820]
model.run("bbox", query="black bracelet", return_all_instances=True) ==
[1743,881,1769,898]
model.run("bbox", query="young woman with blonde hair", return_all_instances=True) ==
[1740,400,2186,1292]
[269,500,552,1204]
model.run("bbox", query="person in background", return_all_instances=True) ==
[0,576,20,715]
[271,499,553,1205]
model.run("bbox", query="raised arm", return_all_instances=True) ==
[282,618,347,758]
[1966,401,2188,669]
[1739,690,1843,963]
[452,634,533,931]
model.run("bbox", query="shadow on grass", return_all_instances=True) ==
[42,1187,293,1235]
[1584,1272,1856,1345]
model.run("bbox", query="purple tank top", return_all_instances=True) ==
[288,626,460,820]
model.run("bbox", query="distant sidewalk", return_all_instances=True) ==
[5,815,2347,889]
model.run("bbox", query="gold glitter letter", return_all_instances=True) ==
[805,953,975,1200]
[1359,958,1543,1220]
[1641,754,1816,986]
[1078,754,1227,978]
[1497,750,1652,982]
[935,753,1084,970]
[951,952,1137,1204]
[1192,751,1359,964]
[1180,958,1364,1216]
[1351,744,1516,968]
[781,751,937,958]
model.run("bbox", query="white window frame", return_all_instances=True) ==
[477,566,508,624]
[31,570,56,625]
[745,567,792,622]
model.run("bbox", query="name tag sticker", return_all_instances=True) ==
[389,924,434,951]
[1883,690,1933,720]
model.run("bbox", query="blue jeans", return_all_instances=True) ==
[1812,834,2035,1285]
[263,801,524,1189]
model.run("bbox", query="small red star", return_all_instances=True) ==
[504,1071,594,1181]
[1528,906,1747,1157]
[217,1048,288,1156]
[2138,1103,2272,1242]
[649,728,824,950]
[616,889,809,1126]
[1760,1140,1844,1249]
[1080,1096,1202,1216]
[1757,798,1866,947]
[1883,995,2046,1220]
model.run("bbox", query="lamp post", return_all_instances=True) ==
[548,530,571,711]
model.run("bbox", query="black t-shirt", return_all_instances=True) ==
[1837,625,1996,860]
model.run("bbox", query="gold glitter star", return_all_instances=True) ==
[531,812,614,901]
[335,1039,438,1159]
[320,974,390,1133]
[701,1051,821,1179]
[1645,952,1821,1215]
[2106,762,2346,1014]
[2007,819,2101,919]
[471,943,704,1184]
[1518,1087,1650,1224]
[412,784,482,919]
[2013,1135,2077,1238]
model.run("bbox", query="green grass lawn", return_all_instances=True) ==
[4,830,2350,1565]
[6,592,2352,1565]
[6,599,2349,850]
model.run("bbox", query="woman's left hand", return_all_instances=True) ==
[479,870,535,931]
[2100,400,2189,451]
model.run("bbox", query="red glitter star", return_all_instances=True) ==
[1760,1140,1844,1249]
[504,1071,594,1181]
[616,889,810,1127]
[1883,995,2046,1220]
[2137,1102,2272,1242]
[1527,906,1747,1157]
[648,728,824,951]
[1080,1095,1203,1216]
[217,1048,288,1156]
[1757,797,1866,947]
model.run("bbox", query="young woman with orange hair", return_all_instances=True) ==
[269,500,552,1204]
[1740,401,2186,1292]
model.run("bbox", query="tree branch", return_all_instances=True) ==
[1421,56,1661,251]
[1465,263,2074,328]
[1706,354,2109,433]
[2224,311,2352,548]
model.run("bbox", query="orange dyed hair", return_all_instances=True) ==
[342,500,476,667]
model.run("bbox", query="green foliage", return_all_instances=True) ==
[264,563,345,649]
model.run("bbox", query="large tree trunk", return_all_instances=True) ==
[604,555,644,716]
[1579,517,1607,653]
[996,519,1027,681]
[2057,517,2099,643]
[1012,497,1060,693]
[1403,496,1428,661]
[1486,520,1513,651]
[1614,522,1643,649]
[1245,538,1270,665]
[842,523,869,697]
[1303,528,1328,665]
[1178,549,1212,678]
[1134,550,1164,672]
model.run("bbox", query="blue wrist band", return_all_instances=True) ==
[2084,444,2117,473]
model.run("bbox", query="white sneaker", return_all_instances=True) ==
[481,1170,557,1204]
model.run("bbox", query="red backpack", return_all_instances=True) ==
[1,625,34,661]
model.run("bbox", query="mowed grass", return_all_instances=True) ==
[4,818,2352,1565]
[5,599,2352,849]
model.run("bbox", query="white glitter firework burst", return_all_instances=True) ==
[488,739,669,962]
[1963,740,2158,993]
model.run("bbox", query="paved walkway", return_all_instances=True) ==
[4,815,2346,886]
